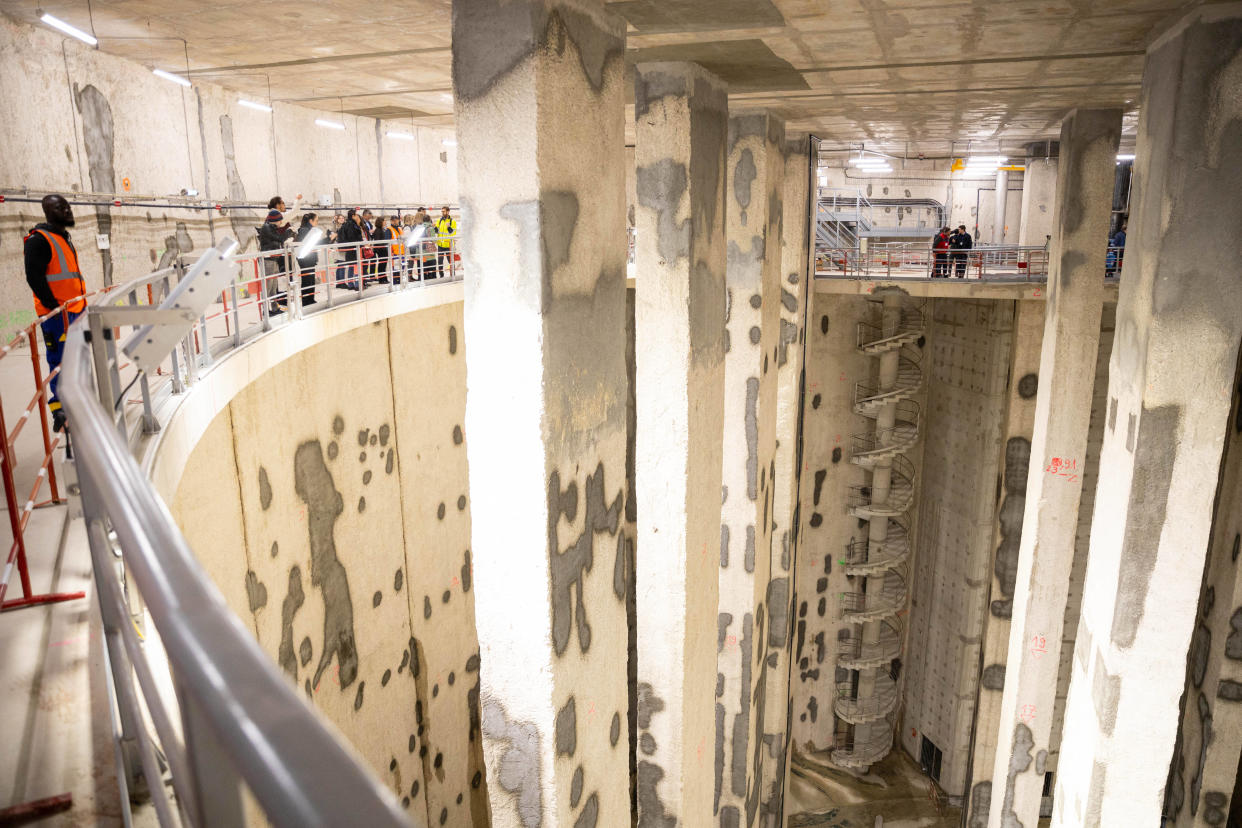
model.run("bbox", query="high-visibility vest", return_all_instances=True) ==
[28,229,86,315]
[390,226,404,256]
[435,216,456,249]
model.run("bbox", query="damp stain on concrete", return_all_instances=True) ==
[72,84,116,283]
[636,157,691,263]
[547,463,623,656]
[481,696,543,827]
[277,565,305,679]
[1111,404,1181,648]
[294,440,358,690]
[991,437,1031,618]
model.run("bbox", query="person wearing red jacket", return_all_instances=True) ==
[931,226,951,278]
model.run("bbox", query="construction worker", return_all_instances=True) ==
[23,194,87,433]
[434,205,457,279]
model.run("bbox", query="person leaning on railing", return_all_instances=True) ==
[949,224,972,278]
[257,198,294,316]
[419,213,438,281]
[337,209,364,290]
[294,213,328,306]
[23,194,87,433]
[434,206,457,279]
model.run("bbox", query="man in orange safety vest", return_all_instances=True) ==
[23,194,87,433]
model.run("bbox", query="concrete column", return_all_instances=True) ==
[1018,157,1057,248]
[632,61,728,825]
[987,107,1121,828]
[993,168,1010,244]
[718,110,785,827]
[1053,8,1242,826]
[763,134,813,824]
[965,299,1045,827]
[451,2,630,826]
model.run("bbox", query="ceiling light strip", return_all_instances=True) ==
[40,13,97,45]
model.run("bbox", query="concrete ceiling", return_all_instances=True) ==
[8,0,1200,153]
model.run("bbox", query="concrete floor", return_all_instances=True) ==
[786,745,961,828]
[0,502,161,826]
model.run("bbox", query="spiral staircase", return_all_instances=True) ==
[832,290,924,771]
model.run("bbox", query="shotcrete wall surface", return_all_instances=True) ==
[0,11,457,338]
[901,298,1015,797]
[151,286,486,827]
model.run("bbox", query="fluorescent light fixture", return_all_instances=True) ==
[386,131,415,141]
[295,227,324,259]
[239,99,272,113]
[849,156,890,166]
[40,12,97,45]
[1117,154,1136,161]
[315,119,345,130]
[442,138,457,147]
[153,68,191,87]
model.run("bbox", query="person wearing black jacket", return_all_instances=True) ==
[950,224,973,278]
[294,213,326,306]
[257,208,293,314]
[336,209,364,290]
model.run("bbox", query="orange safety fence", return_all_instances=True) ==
[0,286,119,611]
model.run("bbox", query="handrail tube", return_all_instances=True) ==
[62,326,412,827]
[61,278,419,825]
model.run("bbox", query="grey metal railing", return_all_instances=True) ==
[815,242,1126,282]
[59,233,456,826]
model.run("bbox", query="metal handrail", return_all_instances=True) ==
[853,355,922,408]
[856,307,924,350]
[59,236,447,826]
[846,452,915,495]
[850,400,920,454]
[839,567,909,617]
[815,243,1052,281]
[843,522,911,566]
[837,620,902,661]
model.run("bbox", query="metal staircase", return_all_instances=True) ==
[817,193,874,250]
[832,289,923,771]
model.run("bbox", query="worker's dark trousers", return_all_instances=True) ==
[41,309,80,414]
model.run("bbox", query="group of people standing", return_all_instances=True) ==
[931,225,973,278]
[257,197,458,316]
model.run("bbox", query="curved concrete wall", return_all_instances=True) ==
[150,285,486,827]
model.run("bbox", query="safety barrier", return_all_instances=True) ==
[56,233,454,826]
[0,295,105,611]
[815,242,1126,282]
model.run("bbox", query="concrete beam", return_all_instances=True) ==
[632,60,728,826]
[1052,7,1242,826]
[988,106,1121,828]
[451,1,631,825]
[717,109,785,827]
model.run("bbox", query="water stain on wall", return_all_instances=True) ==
[294,440,359,690]
[547,462,623,657]
[72,84,116,284]
[220,114,256,250]
[481,696,542,827]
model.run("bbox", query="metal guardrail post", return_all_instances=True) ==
[177,687,245,826]
[87,312,116,428]
[287,247,302,321]
[26,322,61,503]
[229,278,242,349]
[81,503,167,818]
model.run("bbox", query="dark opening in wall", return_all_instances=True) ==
[920,736,943,782]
